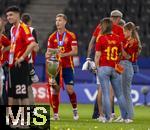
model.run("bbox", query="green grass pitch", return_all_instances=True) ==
[50,104,150,130]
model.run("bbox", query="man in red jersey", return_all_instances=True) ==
[0,16,10,105]
[45,14,79,120]
[5,6,38,106]
[84,10,124,119]
[88,10,124,58]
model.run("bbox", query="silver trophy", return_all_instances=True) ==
[46,51,60,85]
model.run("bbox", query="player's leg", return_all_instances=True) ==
[92,95,99,119]
[92,75,100,119]
[121,60,134,121]
[111,68,128,121]
[63,68,79,120]
[95,75,105,121]
[110,85,115,118]
[98,67,111,121]
[50,75,60,120]
[97,85,107,122]
[28,65,35,106]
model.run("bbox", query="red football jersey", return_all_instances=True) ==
[93,23,124,42]
[0,34,10,64]
[9,21,35,66]
[112,23,124,42]
[122,38,139,63]
[47,30,78,68]
[95,34,122,68]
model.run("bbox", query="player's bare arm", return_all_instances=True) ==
[33,43,39,52]
[94,51,101,67]
[15,41,38,66]
[87,36,96,58]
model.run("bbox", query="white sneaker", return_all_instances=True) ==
[124,119,133,123]
[73,109,79,120]
[114,116,124,122]
[111,113,116,120]
[108,117,113,123]
[50,114,60,121]
[97,116,107,123]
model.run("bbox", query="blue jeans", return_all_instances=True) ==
[98,66,127,120]
[120,60,134,119]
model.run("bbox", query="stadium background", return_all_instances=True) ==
[1,0,150,106]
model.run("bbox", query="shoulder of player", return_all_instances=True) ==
[1,34,9,42]
[20,22,31,34]
[48,31,56,40]
[113,23,123,30]
[96,34,105,43]
[66,30,76,38]
[1,34,10,46]
[1,34,7,39]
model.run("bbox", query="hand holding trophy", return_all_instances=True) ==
[46,48,61,87]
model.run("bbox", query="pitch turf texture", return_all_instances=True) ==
[50,104,150,130]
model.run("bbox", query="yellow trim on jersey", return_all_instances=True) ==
[66,30,76,39]
[69,56,74,72]
[49,31,56,40]
[96,34,102,43]
[21,22,30,35]
[2,34,7,39]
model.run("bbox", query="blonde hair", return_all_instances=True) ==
[124,22,138,39]
[56,13,67,21]
[124,22,142,52]
[100,18,112,35]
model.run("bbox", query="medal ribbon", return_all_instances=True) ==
[56,32,66,90]
[9,23,20,65]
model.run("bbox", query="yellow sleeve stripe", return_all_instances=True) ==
[70,56,74,71]
[21,22,30,35]
[67,30,76,39]
[49,31,56,39]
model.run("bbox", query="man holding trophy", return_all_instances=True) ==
[45,14,79,120]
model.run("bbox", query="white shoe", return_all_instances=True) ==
[114,116,124,122]
[108,117,113,123]
[73,115,79,120]
[50,114,60,121]
[73,109,79,120]
[124,119,133,123]
[111,113,116,120]
[98,116,107,123]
